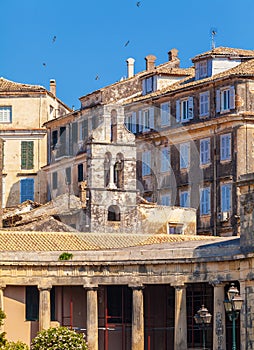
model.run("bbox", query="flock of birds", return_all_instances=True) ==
[42,2,142,81]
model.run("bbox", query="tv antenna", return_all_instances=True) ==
[211,28,217,49]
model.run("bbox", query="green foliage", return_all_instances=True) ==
[0,309,6,347]
[31,327,88,350]
[58,252,73,261]
[3,341,29,350]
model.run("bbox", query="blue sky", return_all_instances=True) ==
[1,0,254,109]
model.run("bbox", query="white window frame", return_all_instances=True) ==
[142,107,154,131]
[0,106,12,123]
[200,186,211,215]
[161,147,170,173]
[125,112,136,134]
[221,88,230,112]
[176,97,194,122]
[220,134,231,161]
[216,86,235,113]
[200,138,210,165]
[160,102,170,127]
[221,183,232,212]
[142,151,151,176]
[180,190,190,208]
[199,91,210,117]
[180,142,190,169]
[161,194,170,206]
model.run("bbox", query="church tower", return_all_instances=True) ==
[85,104,137,233]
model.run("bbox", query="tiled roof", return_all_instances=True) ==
[0,77,45,92]
[192,46,254,62]
[124,57,254,104]
[0,231,216,252]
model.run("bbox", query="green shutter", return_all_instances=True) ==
[21,141,34,170]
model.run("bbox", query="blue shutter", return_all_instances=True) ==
[149,107,154,129]
[188,97,194,119]
[142,80,146,95]
[195,63,200,80]
[229,86,235,109]
[138,111,143,133]
[207,59,212,77]
[20,178,34,203]
[176,100,180,123]
[216,90,221,113]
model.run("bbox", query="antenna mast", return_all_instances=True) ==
[211,28,217,49]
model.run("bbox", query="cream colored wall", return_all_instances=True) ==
[4,286,38,346]
[0,94,70,207]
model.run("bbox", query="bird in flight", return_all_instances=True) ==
[95,75,99,80]
[136,1,141,7]
[124,40,130,47]
[52,35,56,43]
[42,63,46,67]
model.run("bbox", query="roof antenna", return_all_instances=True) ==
[211,28,217,50]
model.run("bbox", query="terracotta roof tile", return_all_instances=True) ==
[192,46,254,62]
[0,232,216,252]
[0,77,45,92]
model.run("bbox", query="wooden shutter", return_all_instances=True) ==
[131,112,137,133]
[20,178,34,203]
[229,86,235,109]
[142,80,146,95]
[138,111,143,133]
[207,59,212,77]
[188,97,194,119]
[216,89,221,113]
[149,107,154,129]
[195,63,200,80]
[176,100,180,123]
[21,141,34,170]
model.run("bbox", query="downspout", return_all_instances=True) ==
[213,126,217,236]
[38,94,42,203]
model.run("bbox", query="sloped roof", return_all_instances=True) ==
[192,46,254,62]
[0,231,217,252]
[0,77,45,92]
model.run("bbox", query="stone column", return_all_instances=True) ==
[0,285,5,333]
[174,284,187,350]
[38,286,51,331]
[86,286,98,350]
[212,283,226,350]
[107,164,116,189]
[131,285,144,350]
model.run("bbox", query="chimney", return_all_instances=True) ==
[126,57,135,78]
[50,79,56,96]
[168,48,180,67]
[145,55,156,71]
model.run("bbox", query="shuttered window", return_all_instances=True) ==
[216,86,235,113]
[0,107,12,123]
[220,134,231,161]
[161,147,170,172]
[160,102,170,126]
[221,184,232,212]
[21,141,34,169]
[20,178,34,203]
[180,142,190,169]
[200,138,210,165]
[142,151,151,176]
[200,187,211,215]
[199,92,210,117]
[180,190,190,208]
[176,97,194,122]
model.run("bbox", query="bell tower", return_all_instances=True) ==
[86,104,137,233]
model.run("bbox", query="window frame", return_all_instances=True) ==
[160,102,170,127]
[199,61,208,78]
[180,190,190,208]
[0,106,12,123]
[199,91,210,117]
[142,151,151,176]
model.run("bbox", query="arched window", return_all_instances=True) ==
[114,153,124,189]
[110,110,117,142]
[104,152,112,187]
[108,205,121,221]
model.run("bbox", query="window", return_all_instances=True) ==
[200,138,210,165]
[161,195,170,206]
[125,112,137,134]
[161,147,170,172]
[142,76,156,95]
[199,92,210,117]
[108,205,121,221]
[81,119,88,139]
[59,127,66,156]
[0,106,12,123]
[200,187,211,215]
[142,151,151,176]
[180,190,190,208]
[216,86,235,113]
[168,224,183,234]
[220,134,231,161]
[21,141,34,169]
[160,102,170,126]
[52,172,58,189]
[199,61,208,78]
[176,97,194,122]
[221,183,232,212]
[141,108,154,132]
[52,130,58,149]
[26,286,39,321]
[180,142,190,169]
[78,163,84,182]
[20,178,34,203]
[65,167,71,185]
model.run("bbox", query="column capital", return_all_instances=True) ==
[171,283,186,291]
[38,284,52,291]
[128,284,144,291]
[83,284,99,291]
